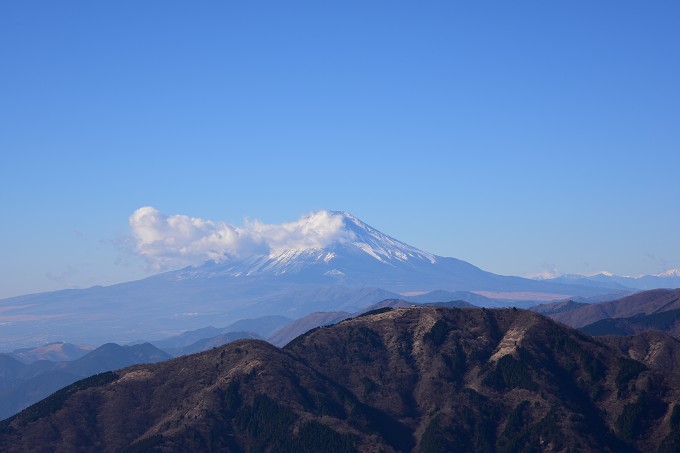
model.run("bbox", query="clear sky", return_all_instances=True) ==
[1,1,679,299]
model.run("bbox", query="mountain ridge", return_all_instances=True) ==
[542,269,680,291]
[3,307,680,452]
[548,289,680,328]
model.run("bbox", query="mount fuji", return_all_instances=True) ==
[1,211,619,349]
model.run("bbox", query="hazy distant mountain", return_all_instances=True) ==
[163,331,263,356]
[570,290,639,304]
[268,311,352,347]
[404,290,502,306]
[0,343,171,420]
[530,299,591,316]
[545,269,680,291]
[150,315,291,351]
[9,342,94,364]
[0,211,623,350]
[4,307,680,452]
[218,315,292,337]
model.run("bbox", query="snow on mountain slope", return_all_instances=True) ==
[174,211,437,280]
[657,269,680,278]
[166,211,617,301]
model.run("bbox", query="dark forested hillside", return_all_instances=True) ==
[581,308,680,339]
[548,289,680,328]
[2,307,680,452]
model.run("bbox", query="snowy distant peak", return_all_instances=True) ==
[656,268,680,278]
[130,207,440,272]
[171,210,439,280]
[588,269,680,280]
[263,210,437,265]
[590,271,615,277]
[534,267,680,292]
[327,211,437,264]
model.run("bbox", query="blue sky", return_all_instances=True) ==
[1,1,679,299]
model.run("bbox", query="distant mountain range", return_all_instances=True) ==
[541,288,680,328]
[3,306,680,452]
[581,308,680,338]
[539,269,680,291]
[0,211,628,350]
[530,288,680,343]
[0,343,170,420]
[8,342,94,364]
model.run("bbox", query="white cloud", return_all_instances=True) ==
[526,263,561,280]
[129,207,355,271]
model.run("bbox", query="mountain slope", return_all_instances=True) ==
[3,307,680,452]
[599,331,680,374]
[549,289,680,328]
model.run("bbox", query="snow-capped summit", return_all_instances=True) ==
[130,208,437,272]
[323,211,437,264]
[175,211,442,283]
[251,209,437,265]
[656,268,680,278]
[592,271,615,277]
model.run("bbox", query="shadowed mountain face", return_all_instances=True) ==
[581,308,680,339]
[549,289,680,328]
[0,212,616,350]
[3,307,680,452]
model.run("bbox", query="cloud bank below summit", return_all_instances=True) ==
[129,207,357,271]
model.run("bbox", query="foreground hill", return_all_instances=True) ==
[2,307,680,452]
